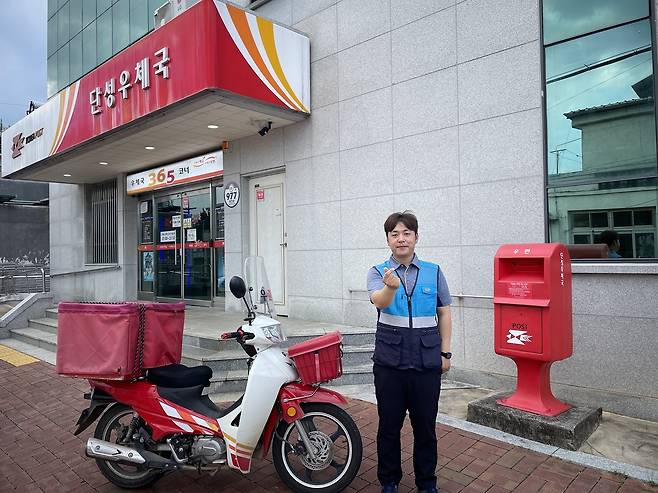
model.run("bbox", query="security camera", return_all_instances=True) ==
[258,121,272,137]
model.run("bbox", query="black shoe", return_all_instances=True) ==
[417,487,438,493]
[382,484,398,493]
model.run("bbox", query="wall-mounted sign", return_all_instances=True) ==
[224,182,240,208]
[127,151,223,195]
[256,188,265,201]
[90,47,170,116]
[2,0,309,180]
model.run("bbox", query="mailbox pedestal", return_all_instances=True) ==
[468,243,602,450]
[493,243,571,417]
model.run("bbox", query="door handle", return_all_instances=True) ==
[280,242,287,247]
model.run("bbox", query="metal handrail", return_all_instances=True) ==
[0,264,50,294]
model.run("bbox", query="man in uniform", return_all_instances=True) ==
[367,211,452,493]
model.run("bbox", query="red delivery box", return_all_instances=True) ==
[56,302,185,380]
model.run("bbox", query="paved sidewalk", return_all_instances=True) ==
[1,359,656,493]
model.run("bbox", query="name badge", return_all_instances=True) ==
[422,287,431,294]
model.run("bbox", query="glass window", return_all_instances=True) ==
[97,0,112,15]
[57,1,69,50]
[48,0,58,19]
[83,0,96,28]
[69,0,83,36]
[112,0,130,54]
[130,0,149,43]
[543,0,649,45]
[47,55,57,98]
[48,16,57,57]
[57,44,70,92]
[97,8,112,64]
[543,1,658,260]
[69,32,83,82]
[82,21,97,74]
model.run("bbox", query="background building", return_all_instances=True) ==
[2,0,657,420]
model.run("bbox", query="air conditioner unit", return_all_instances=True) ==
[154,0,200,28]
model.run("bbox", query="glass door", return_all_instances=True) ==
[154,188,212,303]
[155,195,183,298]
[182,189,212,301]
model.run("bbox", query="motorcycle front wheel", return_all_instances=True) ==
[93,403,164,489]
[272,403,363,493]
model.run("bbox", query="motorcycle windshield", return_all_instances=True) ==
[244,256,277,318]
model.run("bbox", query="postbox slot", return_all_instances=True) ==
[498,258,544,282]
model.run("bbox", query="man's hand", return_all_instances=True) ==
[441,356,451,373]
[383,267,400,290]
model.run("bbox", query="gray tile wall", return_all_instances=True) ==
[221,0,658,417]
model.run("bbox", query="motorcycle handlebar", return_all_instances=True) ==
[220,328,255,342]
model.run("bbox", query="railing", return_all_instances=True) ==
[0,264,50,295]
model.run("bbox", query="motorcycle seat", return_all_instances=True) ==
[146,364,212,388]
[157,384,243,419]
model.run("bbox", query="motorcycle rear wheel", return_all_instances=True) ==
[272,403,363,493]
[93,403,164,489]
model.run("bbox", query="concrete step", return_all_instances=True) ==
[184,328,375,353]
[28,317,58,335]
[9,327,57,353]
[181,343,375,373]
[46,307,59,320]
[0,338,57,365]
[207,363,374,394]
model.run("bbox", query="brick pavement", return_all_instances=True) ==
[1,359,656,493]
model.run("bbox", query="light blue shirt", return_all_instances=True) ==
[367,254,452,307]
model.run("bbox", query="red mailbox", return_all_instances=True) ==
[494,243,572,416]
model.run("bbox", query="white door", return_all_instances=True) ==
[249,173,287,315]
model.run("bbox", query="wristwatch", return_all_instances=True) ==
[441,352,452,359]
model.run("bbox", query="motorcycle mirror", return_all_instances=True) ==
[229,276,247,299]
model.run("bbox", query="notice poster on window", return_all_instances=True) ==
[172,215,181,228]
[160,230,176,243]
[186,229,197,242]
[142,251,154,282]
[141,221,153,243]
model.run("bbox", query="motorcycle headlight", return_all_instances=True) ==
[262,325,286,343]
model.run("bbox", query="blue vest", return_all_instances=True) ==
[373,259,442,370]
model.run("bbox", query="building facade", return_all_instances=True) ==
[2,0,657,420]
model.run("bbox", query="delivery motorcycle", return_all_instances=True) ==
[72,257,363,492]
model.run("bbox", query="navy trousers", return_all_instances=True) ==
[373,363,442,490]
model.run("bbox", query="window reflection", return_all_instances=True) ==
[543,0,648,45]
[543,1,658,259]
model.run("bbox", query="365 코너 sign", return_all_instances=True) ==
[127,151,223,194]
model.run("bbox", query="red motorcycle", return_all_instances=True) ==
[72,272,362,492]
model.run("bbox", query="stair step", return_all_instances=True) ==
[206,363,374,394]
[46,308,59,320]
[0,338,57,365]
[9,327,57,354]
[28,317,58,334]
[184,329,375,353]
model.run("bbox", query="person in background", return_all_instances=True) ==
[598,230,622,258]
[367,211,452,493]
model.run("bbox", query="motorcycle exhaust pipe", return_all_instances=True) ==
[86,438,178,470]
[86,438,147,464]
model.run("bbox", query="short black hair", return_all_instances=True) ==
[384,211,418,236]
[597,229,619,247]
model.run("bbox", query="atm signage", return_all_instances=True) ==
[126,151,223,195]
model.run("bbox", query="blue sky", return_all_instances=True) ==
[0,0,47,127]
